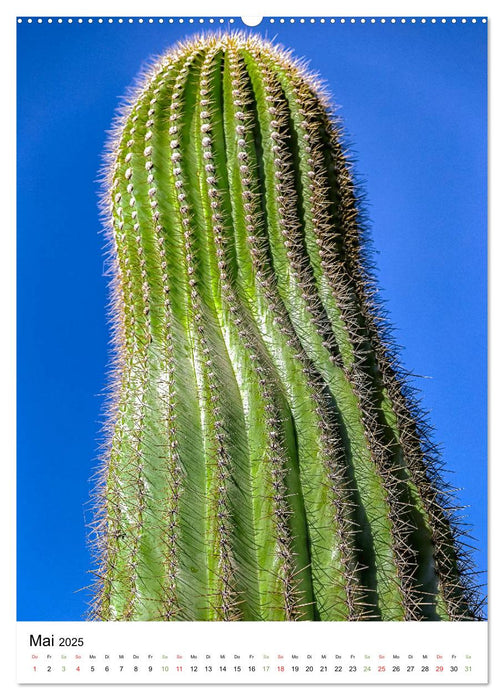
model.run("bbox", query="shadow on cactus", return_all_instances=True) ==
[90,32,484,621]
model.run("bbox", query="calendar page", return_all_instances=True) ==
[16,6,488,687]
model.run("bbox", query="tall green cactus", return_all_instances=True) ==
[92,32,480,621]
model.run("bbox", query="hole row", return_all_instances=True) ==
[17,17,488,25]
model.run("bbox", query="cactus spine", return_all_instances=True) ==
[92,32,480,621]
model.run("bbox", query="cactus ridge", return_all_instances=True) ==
[89,31,484,621]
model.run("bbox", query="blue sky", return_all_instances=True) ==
[17,16,487,620]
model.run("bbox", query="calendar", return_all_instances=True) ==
[16,8,488,688]
[17,622,488,683]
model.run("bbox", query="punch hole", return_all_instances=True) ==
[242,17,263,26]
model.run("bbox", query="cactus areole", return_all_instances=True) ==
[92,33,481,621]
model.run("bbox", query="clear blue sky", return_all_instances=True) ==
[17,16,487,620]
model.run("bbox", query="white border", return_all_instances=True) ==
[4,1,499,697]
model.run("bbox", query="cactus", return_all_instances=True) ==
[91,32,481,621]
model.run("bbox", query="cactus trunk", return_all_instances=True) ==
[92,32,479,621]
